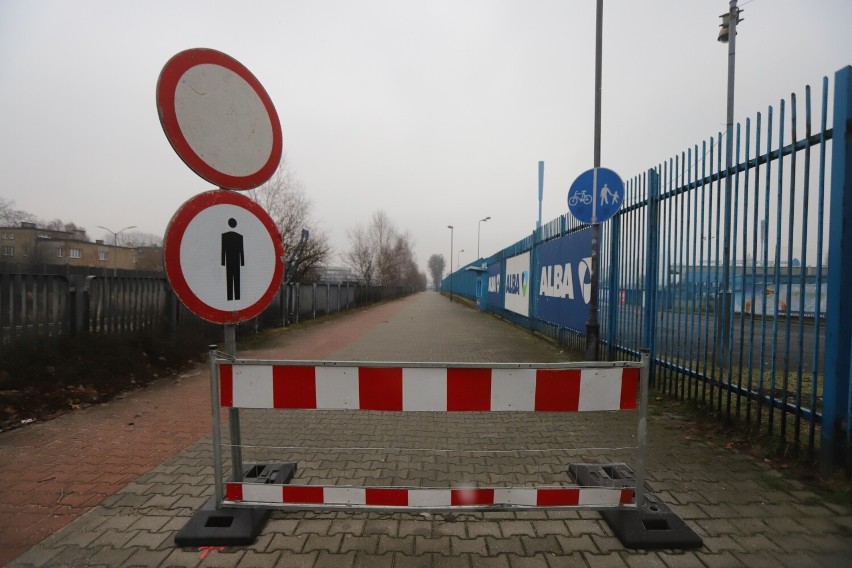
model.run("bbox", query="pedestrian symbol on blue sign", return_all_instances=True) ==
[567,167,624,224]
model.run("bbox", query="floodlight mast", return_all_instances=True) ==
[718,0,742,364]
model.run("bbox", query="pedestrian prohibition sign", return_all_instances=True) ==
[567,167,624,224]
[164,190,284,324]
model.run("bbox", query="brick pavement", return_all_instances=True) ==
[4,292,852,567]
[0,295,415,566]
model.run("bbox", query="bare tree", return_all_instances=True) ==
[344,225,374,285]
[118,231,163,247]
[105,231,162,247]
[345,210,426,289]
[345,210,397,286]
[44,219,76,231]
[247,161,331,283]
[428,254,445,290]
[370,211,397,285]
[0,198,36,227]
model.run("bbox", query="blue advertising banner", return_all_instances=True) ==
[537,230,593,331]
[487,262,502,307]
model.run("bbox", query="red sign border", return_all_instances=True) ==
[164,190,284,324]
[156,48,283,190]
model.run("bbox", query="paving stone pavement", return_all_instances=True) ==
[4,292,852,567]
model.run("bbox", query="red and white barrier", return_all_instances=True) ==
[208,358,648,513]
[219,364,639,412]
[224,482,633,509]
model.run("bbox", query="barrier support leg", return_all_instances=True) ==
[174,330,297,547]
[174,464,295,547]
[597,350,703,549]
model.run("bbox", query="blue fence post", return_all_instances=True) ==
[643,169,661,385]
[822,65,852,475]
[607,213,621,360]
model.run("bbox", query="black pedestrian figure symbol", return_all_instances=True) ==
[221,218,244,301]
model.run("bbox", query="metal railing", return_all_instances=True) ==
[0,266,418,343]
[441,66,852,474]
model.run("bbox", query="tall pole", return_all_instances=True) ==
[719,0,738,363]
[537,161,544,230]
[447,225,454,302]
[477,216,490,259]
[585,0,604,361]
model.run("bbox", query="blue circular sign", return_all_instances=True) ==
[567,167,624,224]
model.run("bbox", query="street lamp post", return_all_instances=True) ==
[477,216,491,259]
[457,249,464,267]
[718,0,741,363]
[97,224,137,276]
[447,225,454,302]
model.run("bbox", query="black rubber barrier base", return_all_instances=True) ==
[174,463,296,547]
[600,492,704,550]
[568,463,636,489]
[569,463,703,550]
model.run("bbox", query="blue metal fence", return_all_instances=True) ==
[441,66,851,474]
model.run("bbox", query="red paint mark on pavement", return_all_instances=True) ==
[199,546,225,559]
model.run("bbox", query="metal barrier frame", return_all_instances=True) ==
[175,345,700,549]
[208,351,651,513]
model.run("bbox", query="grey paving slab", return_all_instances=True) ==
[7,292,852,567]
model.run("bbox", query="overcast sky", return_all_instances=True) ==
[1,0,850,276]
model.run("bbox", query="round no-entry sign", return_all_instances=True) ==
[164,190,284,324]
[156,48,283,190]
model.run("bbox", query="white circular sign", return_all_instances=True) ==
[174,64,274,178]
[157,48,283,190]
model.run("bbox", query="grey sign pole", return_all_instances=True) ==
[225,324,243,482]
[585,0,604,361]
[209,345,225,506]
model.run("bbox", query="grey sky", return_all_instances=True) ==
[1,0,850,276]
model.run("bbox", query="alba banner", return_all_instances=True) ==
[537,230,593,331]
[487,262,502,307]
[504,252,530,317]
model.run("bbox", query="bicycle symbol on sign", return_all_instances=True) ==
[568,189,593,207]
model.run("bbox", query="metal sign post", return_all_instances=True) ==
[157,47,286,546]
[564,1,628,362]
[567,166,624,361]
[590,0,604,361]
[209,345,225,506]
[224,324,242,483]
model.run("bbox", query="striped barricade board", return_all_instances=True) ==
[218,361,640,413]
[224,483,635,510]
